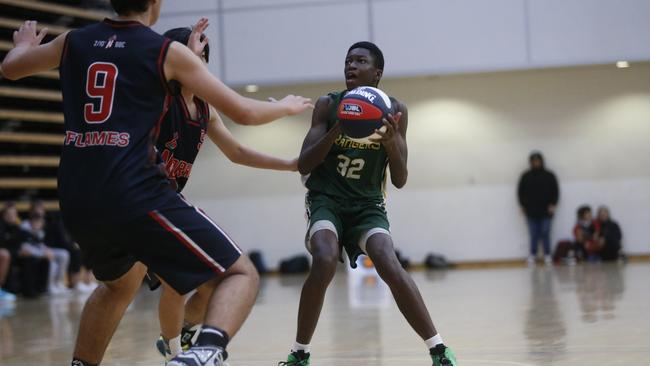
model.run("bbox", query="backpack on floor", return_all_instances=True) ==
[279,255,310,274]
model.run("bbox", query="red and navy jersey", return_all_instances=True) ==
[58,19,176,222]
[156,88,209,192]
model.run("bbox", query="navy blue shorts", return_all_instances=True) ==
[68,195,241,295]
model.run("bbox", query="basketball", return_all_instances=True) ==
[337,86,393,143]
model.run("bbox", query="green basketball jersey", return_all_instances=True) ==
[304,91,389,200]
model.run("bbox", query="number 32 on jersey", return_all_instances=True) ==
[84,62,118,124]
[337,155,365,179]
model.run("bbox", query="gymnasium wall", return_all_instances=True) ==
[180,63,650,267]
[153,0,650,86]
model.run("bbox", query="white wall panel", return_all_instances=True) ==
[373,0,528,76]
[153,12,223,79]
[157,0,650,84]
[222,3,369,85]
[529,0,650,66]
[221,0,353,11]
[159,0,218,14]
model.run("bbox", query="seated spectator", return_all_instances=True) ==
[573,205,601,262]
[0,202,20,301]
[0,248,13,302]
[596,206,622,261]
[28,201,94,291]
[20,212,70,295]
[2,203,47,298]
[0,204,17,302]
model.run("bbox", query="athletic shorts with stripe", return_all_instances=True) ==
[69,195,241,295]
[305,192,390,269]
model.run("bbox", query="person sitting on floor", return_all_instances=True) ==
[596,206,623,261]
[573,205,601,262]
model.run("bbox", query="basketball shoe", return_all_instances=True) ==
[278,350,310,366]
[167,345,229,366]
[430,344,458,366]
[156,325,202,358]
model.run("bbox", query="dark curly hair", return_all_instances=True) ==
[110,0,151,15]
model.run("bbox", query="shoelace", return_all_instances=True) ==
[215,351,230,366]
[278,359,308,366]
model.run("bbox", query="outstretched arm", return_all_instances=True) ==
[297,96,341,175]
[369,102,409,188]
[165,42,312,126]
[206,107,297,171]
[1,21,68,80]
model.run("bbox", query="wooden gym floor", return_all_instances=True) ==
[0,262,648,366]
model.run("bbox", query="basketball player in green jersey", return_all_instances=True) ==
[279,42,458,366]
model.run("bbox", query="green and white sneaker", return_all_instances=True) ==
[278,350,310,366]
[430,344,458,366]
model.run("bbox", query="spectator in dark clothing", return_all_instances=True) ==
[0,203,18,302]
[596,206,622,261]
[518,151,560,266]
[20,212,70,295]
[573,205,601,262]
[1,203,49,298]
[27,201,96,292]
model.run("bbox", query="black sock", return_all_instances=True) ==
[72,358,98,366]
[293,350,310,360]
[429,343,447,356]
[195,326,229,349]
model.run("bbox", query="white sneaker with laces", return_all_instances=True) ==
[544,255,553,266]
[527,256,536,266]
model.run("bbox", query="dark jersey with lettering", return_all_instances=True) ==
[156,87,209,192]
[303,91,389,200]
[58,19,176,222]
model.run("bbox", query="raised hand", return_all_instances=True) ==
[13,20,48,48]
[276,95,314,115]
[188,17,209,58]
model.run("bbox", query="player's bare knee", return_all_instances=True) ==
[310,252,338,283]
[224,255,260,286]
[366,237,402,274]
[103,262,147,298]
[310,232,339,262]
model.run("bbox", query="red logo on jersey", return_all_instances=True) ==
[160,149,193,180]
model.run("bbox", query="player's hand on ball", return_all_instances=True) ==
[276,95,314,115]
[188,18,210,58]
[13,20,48,48]
[369,112,402,145]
